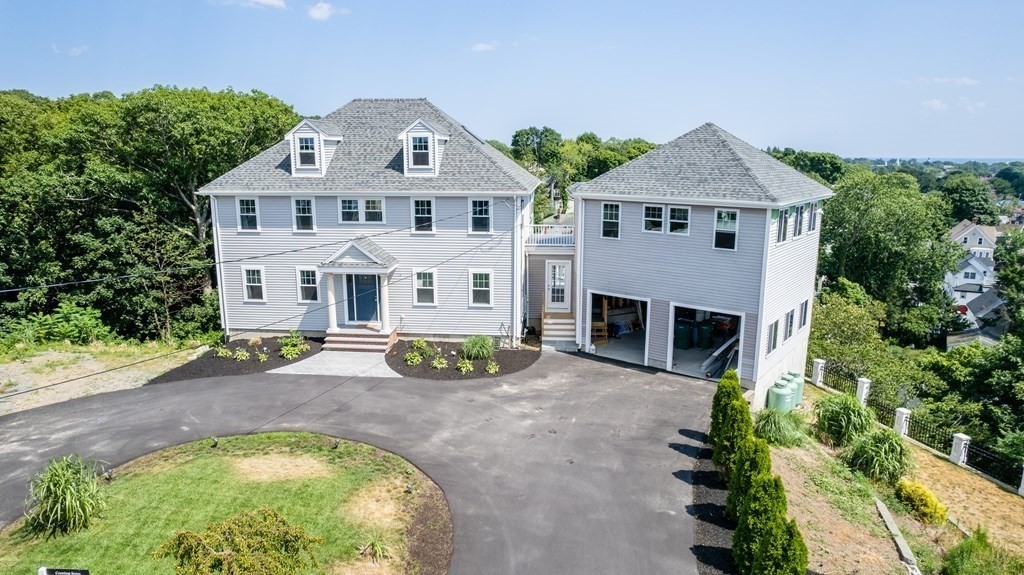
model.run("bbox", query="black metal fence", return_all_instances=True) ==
[822,364,857,396]
[967,444,1023,487]
[906,416,955,455]
[866,396,897,430]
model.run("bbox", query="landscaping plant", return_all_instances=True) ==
[25,455,107,538]
[726,436,772,521]
[711,398,753,479]
[940,527,1024,575]
[813,392,875,447]
[754,408,807,447]
[247,337,262,347]
[709,369,743,446]
[456,358,474,374]
[256,352,269,363]
[752,518,808,575]
[359,531,392,564]
[460,335,495,360]
[411,338,430,353]
[155,506,323,575]
[733,473,801,575]
[234,348,250,361]
[279,330,311,360]
[895,479,947,524]
[430,356,449,370]
[843,427,912,485]
[213,346,233,359]
[485,360,499,375]
[404,352,423,366]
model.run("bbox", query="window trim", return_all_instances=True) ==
[468,269,493,308]
[295,267,320,303]
[766,319,779,355]
[291,197,317,233]
[410,135,432,168]
[713,208,739,251]
[964,271,977,280]
[468,197,494,234]
[808,201,819,232]
[297,136,318,168]
[783,309,795,341]
[411,197,436,233]
[667,205,691,236]
[337,198,386,225]
[793,204,804,238]
[601,202,621,239]
[241,266,266,303]
[642,204,665,234]
[236,197,260,232]
[339,198,361,223]
[777,208,789,243]
[413,269,438,307]
[799,299,809,329]
[978,237,984,245]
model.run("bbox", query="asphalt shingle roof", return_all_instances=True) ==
[202,99,539,193]
[322,237,398,269]
[967,289,1004,317]
[570,123,834,205]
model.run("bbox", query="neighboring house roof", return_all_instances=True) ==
[950,219,998,244]
[967,289,1004,318]
[953,283,985,294]
[569,123,834,206]
[956,255,995,273]
[201,98,540,194]
[947,328,1001,350]
[321,237,398,270]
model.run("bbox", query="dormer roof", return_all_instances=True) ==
[397,118,449,141]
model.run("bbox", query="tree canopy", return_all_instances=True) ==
[941,172,1000,224]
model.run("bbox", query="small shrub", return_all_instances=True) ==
[456,358,474,374]
[941,527,1024,575]
[895,479,947,524]
[752,518,808,575]
[247,337,263,347]
[727,437,772,521]
[154,506,322,575]
[359,531,392,564]
[709,370,743,447]
[430,356,449,370]
[404,352,423,366]
[279,331,311,361]
[843,427,912,485]
[25,455,107,537]
[411,338,430,353]
[234,348,250,362]
[485,360,500,375]
[712,398,753,479]
[813,393,875,447]
[733,473,789,575]
[256,352,269,363]
[754,409,806,447]
[213,346,233,359]
[461,335,495,360]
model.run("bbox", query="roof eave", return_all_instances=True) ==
[572,190,833,209]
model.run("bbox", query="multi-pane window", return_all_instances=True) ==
[961,236,968,244]
[799,299,809,329]
[777,208,789,243]
[714,209,738,250]
[243,268,264,301]
[602,203,620,238]
[238,198,258,230]
[964,271,977,280]
[364,199,384,222]
[413,199,433,232]
[415,271,436,305]
[340,199,360,222]
[783,309,795,340]
[471,199,491,233]
[297,269,318,302]
[978,237,984,245]
[668,207,690,235]
[793,205,804,238]
[294,198,314,231]
[643,205,664,233]
[766,320,779,355]
[298,137,316,166]
[470,271,491,306]
[411,136,430,166]
[808,202,818,231]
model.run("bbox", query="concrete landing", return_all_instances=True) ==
[268,350,400,378]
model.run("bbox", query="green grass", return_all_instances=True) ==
[0,380,16,394]
[0,433,416,574]
[807,455,885,535]
[27,355,86,374]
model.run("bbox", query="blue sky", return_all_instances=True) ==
[1,0,1021,158]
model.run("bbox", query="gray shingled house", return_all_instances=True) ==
[568,123,833,407]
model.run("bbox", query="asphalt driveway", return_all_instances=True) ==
[0,351,713,575]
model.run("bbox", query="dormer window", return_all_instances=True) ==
[411,136,430,166]
[298,137,317,167]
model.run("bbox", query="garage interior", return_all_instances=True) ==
[671,306,740,380]
[590,293,648,365]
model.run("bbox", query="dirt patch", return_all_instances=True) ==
[344,479,406,531]
[330,557,400,575]
[147,336,324,385]
[232,453,333,482]
[385,338,540,380]
[908,442,1024,556]
[405,470,453,575]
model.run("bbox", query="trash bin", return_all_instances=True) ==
[675,320,693,349]
[698,321,714,349]
[767,380,794,413]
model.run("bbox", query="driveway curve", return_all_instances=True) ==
[0,352,713,575]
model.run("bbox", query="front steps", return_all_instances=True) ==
[542,312,576,342]
[323,327,398,352]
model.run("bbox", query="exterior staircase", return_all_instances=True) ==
[323,326,398,352]
[542,311,576,342]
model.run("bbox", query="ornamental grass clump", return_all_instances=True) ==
[460,335,495,360]
[754,409,807,447]
[843,427,912,485]
[813,392,874,447]
[25,455,107,538]
[940,527,1024,575]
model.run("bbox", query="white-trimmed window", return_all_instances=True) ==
[470,199,492,233]
[964,271,977,280]
[793,205,804,238]
[340,199,360,222]
[411,136,431,166]
[242,267,265,302]
[602,203,620,239]
[808,202,818,231]
[766,319,779,355]
[238,198,259,231]
[777,208,789,243]
[469,270,492,306]
[978,237,984,245]
[298,136,317,167]
[293,198,315,231]
[799,299,809,329]
[962,236,968,244]
[413,199,434,232]
[296,268,319,303]
[643,204,664,233]
[714,209,738,250]
[365,198,384,222]
[783,309,795,340]
[668,206,690,235]
[339,198,386,223]
[415,271,436,305]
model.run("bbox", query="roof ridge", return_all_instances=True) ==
[708,124,779,203]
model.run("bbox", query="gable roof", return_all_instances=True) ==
[201,99,539,194]
[570,123,834,206]
[321,237,397,270]
[956,255,995,273]
[967,289,1004,318]
[949,219,998,244]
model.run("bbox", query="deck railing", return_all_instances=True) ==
[526,224,574,247]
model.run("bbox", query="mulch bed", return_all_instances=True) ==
[690,437,738,575]
[147,336,324,385]
[385,339,540,380]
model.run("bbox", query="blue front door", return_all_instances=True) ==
[346,274,379,322]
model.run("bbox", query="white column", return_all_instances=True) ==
[856,377,871,406]
[894,408,911,437]
[380,272,391,332]
[811,358,825,387]
[950,433,970,466]
[325,272,338,333]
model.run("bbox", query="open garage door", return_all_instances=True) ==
[669,305,742,380]
[588,291,649,366]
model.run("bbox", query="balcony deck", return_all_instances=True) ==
[526,224,574,250]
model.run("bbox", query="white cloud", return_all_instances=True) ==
[471,41,498,52]
[925,76,979,86]
[920,99,948,112]
[958,97,986,114]
[67,45,88,57]
[307,1,347,20]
